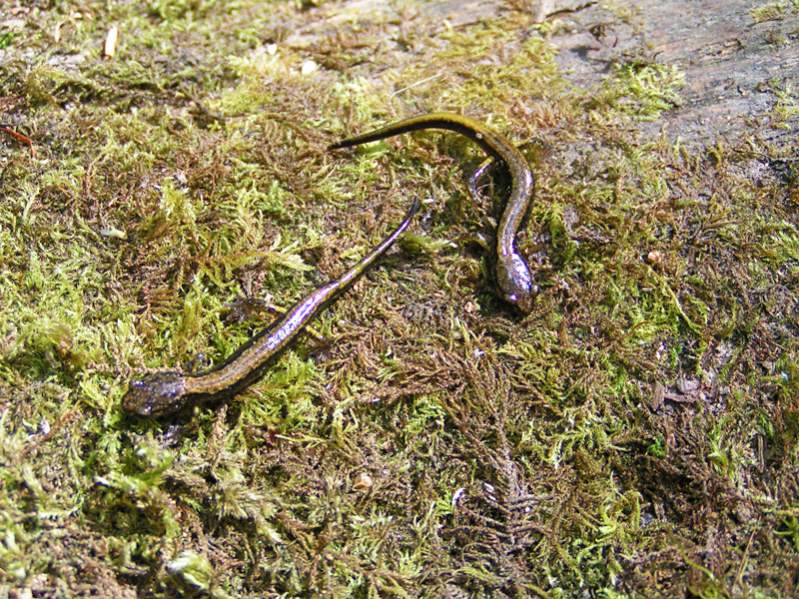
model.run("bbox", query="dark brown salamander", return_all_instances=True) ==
[329,112,536,313]
[122,199,420,417]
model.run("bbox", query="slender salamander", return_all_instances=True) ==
[329,112,536,313]
[122,199,420,417]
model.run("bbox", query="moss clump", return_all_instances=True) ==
[750,1,799,23]
[0,1,797,596]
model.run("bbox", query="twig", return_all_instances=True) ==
[0,123,36,157]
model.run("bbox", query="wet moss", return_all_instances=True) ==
[0,0,797,597]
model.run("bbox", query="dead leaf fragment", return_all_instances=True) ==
[104,25,118,58]
[650,382,665,411]
[300,59,318,76]
[647,250,663,265]
[353,472,373,492]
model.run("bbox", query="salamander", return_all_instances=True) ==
[329,112,536,313]
[122,199,420,417]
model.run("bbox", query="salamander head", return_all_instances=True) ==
[496,253,537,314]
[122,371,187,418]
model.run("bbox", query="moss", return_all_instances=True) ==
[588,62,685,121]
[0,0,797,596]
[750,1,799,23]
[770,82,799,129]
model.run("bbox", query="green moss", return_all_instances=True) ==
[590,62,685,121]
[0,1,795,596]
[777,515,799,551]
[750,1,799,23]
[771,83,799,128]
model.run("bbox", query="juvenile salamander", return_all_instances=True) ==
[329,112,536,313]
[122,199,420,418]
